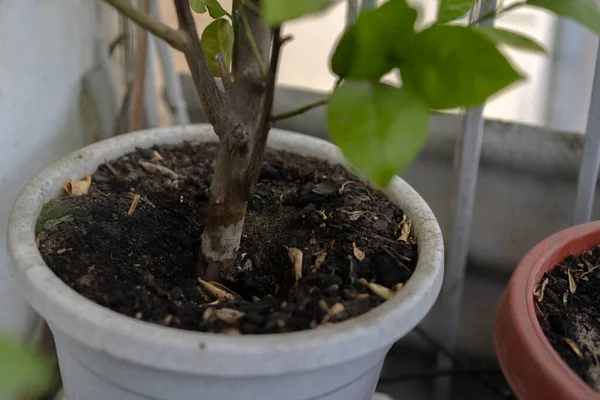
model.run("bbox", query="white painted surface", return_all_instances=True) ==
[0,0,100,337]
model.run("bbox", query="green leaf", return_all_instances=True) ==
[206,0,230,19]
[437,0,477,24]
[475,26,547,53]
[327,80,429,186]
[190,0,207,13]
[527,0,600,37]
[262,0,333,26]
[400,25,523,109]
[0,333,52,395]
[201,18,234,77]
[331,0,418,80]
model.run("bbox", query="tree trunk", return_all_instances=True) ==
[192,0,275,281]
[104,0,279,282]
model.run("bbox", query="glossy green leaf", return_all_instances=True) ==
[201,18,234,77]
[331,0,418,80]
[327,80,429,186]
[206,0,230,19]
[262,0,333,26]
[190,0,207,13]
[0,333,51,395]
[528,0,600,37]
[400,25,522,109]
[475,26,547,53]
[437,0,477,24]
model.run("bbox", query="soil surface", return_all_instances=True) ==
[37,141,418,335]
[537,245,600,390]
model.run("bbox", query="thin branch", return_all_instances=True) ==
[263,28,284,131]
[246,27,284,185]
[242,0,261,15]
[414,328,516,400]
[272,99,328,122]
[109,32,128,55]
[101,0,188,51]
[216,53,234,90]
[471,1,525,25]
[173,0,225,131]
[237,0,267,75]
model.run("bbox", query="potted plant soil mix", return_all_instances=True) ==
[7,0,600,399]
[494,221,600,400]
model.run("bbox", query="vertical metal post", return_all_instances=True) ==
[346,0,359,24]
[150,0,190,126]
[433,1,496,399]
[361,0,377,11]
[143,33,160,128]
[573,41,600,225]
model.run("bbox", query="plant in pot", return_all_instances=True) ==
[6,0,597,399]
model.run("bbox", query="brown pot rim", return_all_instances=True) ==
[494,221,600,400]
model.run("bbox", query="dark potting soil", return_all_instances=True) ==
[537,245,600,390]
[37,141,418,335]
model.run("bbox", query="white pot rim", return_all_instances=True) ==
[7,124,444,376]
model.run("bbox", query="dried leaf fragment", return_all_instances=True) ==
[338,181,357,195]
[313,180,339,195]
[359,278,395,300]
[316,210,328,220]
[398,217,412,243]
[353,242,365,262]
[563,338,583,359]
[533,277,549,302]
[128,194,141,216]
[43,215,72,230]
[342,209,365,221]
[356,293,370,301]
[393,283,404,292]
[568,270,576,294]
[322,302,346,323]
[77,274,94,287]
[203,307,217,321]
[314,252,327,269]
[63,173,92,196]
[534,301,544,318]
[197,279,240,302]
[328,302,345,316]
[214,308,245,323]
[125,192,155,208]
[139,161,182,180]
[288,248,303,281]
[152,150,164,161]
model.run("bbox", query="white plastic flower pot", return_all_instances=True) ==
[7,125,444,400]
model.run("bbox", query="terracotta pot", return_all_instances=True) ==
[494,221,600,400]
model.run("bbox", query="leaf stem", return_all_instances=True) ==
[242,0,261,15]
[236,0,267,75]
[272,99,329,122]
[472,1,526,25]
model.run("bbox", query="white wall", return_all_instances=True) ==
[0,0,100,338]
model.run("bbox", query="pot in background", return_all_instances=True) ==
[494,221,600,400]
